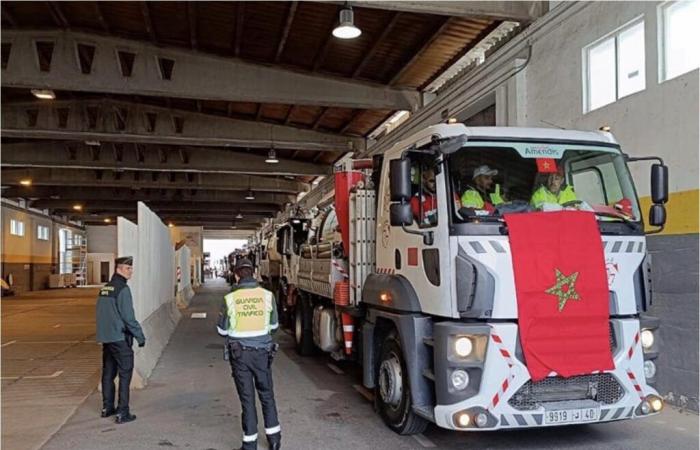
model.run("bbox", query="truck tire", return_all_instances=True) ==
[294,294,314,356]
[375,331,428,435]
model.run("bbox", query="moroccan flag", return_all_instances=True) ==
[504,211,614,381]
[536,158,558,173]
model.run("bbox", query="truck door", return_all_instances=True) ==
[377,153,454,318]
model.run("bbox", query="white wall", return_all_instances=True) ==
[517,1,698,196]
[87,225,117,254]
[87,253,115,284]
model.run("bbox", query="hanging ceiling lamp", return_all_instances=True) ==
[333,4,361,39]
[265,148,279,164]
[236,212,244,219]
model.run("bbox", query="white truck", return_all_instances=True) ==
[283,124,667,434]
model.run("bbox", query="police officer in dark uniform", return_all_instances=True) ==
[217,258,281,450]
[96,256,146,424]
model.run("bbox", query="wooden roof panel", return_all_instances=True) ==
[278,2,337,69]
[148,2,190,47]
[238,2,289,63]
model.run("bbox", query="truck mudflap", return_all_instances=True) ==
[432,319,662,431]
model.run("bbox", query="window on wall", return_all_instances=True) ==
[37,225,50,241]
[660,1,700,82]
[584,19,646,112]
[10,219,25,236]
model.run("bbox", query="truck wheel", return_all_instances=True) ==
[375,331,428,435]
[294,294,314,356]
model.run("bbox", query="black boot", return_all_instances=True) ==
[268,432,281,450]
[115,411,137,424]
[100,407,116,418]
[232,443,257,450]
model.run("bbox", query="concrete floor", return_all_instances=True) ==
[1,287,102,450]
[4,280,698,450]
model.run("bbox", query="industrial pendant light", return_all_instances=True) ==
[236,212,244,219]
[245,176,255,200]
[265,148,279,164]
[333,4,361,39]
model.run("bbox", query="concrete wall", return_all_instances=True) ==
[170,226,204,287]
[87,225,117,254]
[495,1,698,409]
[116,204,180,388]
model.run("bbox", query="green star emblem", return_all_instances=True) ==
[545,269,581,312]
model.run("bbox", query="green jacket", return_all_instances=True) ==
[530,185,577,208]
[95,274,145,345]
[461,184,505,209]
[217,277,279,348]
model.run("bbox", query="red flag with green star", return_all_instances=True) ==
[504,210,614,381]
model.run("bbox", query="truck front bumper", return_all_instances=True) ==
[431,319,662,431]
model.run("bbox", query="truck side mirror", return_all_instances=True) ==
[390,158,412,201]
[649,204,666,227]
[651,164,668,204]
[390,203,413,227]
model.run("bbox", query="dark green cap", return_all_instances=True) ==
[115,256,134,266]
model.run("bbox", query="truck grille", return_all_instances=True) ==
[508,374,624,411]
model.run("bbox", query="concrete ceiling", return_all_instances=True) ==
[0,1,543,228]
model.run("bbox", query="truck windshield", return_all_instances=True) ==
[446,143,642,230]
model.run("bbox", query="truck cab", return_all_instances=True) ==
[364,124,667,432]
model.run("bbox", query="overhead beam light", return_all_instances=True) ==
[265,148,279,164]
[236,212,244,219]
[333,4,361,39]
[104,218,112,224]
[30,89,56,100]
[168,222,174,228]
[245,190,255,200]
[19,179,32,186]
[72,204,83,211]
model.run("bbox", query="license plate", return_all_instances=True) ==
[544,407,599,425]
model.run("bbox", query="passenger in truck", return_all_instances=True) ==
[411,167,438,226]
[460,165,505,213]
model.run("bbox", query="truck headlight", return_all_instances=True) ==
[454,337,473,357]
[451,369,470,390]
[644,360,657,379]
[641,329,655,349]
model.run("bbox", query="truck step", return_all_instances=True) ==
[422,337,435,347]
[422,369,435,381]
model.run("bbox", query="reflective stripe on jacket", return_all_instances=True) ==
[461,184,504,210]
[217,278,278,340]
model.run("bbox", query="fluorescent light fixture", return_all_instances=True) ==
[19,179,32,186]
[388,110,409,124]
[312,176,324,186]
[30,89,56,100]
[85,140,101,146]
[72,204,83,211]
[333,6,361,39]
[245,190,255,200]
[265,148,279,164]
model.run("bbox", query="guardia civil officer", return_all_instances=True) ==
[95,256,146,424]
[217,258,281,450]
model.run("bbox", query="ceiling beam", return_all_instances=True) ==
[312,107,330,131]
[3,186,296,205]
[1,4,18,27]
[340,110,365,135]
[47,2,70,28]
[30,199,282,213]
[140,1,157,43]
[234,2,245,57]
[335,1,547,23]
[187,2,198,50]
[312,5,342,71]
[389,17,454,86]
[275,1,298,63]
[1,30,419,111]
[94,1,110,33]
[1,168,307,194]
[1,141,331,177]
[352,12,402,78]
[1,99,363,153]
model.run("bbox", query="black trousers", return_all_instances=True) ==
[101,340,134,414]
[228,343,280,449]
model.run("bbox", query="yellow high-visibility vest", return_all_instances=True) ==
[224,287,276,338]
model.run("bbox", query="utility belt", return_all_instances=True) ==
[225,340,279,361]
